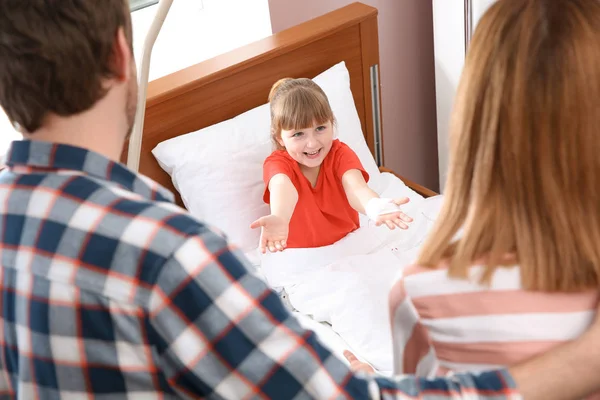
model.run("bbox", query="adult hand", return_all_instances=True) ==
[343,350,375,374]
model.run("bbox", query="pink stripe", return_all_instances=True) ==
[412,290,599,319]
[433,340,563,366]
[403,322,432,374]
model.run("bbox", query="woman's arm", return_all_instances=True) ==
[341,169,412,229]
[509,322,600,399]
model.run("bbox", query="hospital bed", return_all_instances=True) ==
[122,1,440,372]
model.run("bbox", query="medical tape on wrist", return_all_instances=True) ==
[365,197,401,222]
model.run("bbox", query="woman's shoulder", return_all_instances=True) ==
[398,261,520,297]
[403,262,449,277]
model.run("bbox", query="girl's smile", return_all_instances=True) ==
[278,120,334,169]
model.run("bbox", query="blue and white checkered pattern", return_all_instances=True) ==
[0,140,520,399]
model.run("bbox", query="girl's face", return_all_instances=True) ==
[278,120,334,170]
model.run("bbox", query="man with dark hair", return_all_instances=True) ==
[0,1,599,399]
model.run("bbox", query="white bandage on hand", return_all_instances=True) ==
[365,197,402,222]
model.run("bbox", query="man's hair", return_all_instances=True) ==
[418,0,600,292]
[0,0,134,133]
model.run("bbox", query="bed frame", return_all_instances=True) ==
[121,2,437,206]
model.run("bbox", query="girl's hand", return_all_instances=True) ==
[374,197,413,230]
[343,350,375,374]
[250,215,289,254]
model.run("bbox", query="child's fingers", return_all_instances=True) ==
[259,234,268,254]
[267,241,276,253]
[392,197,410,206]
[384,220,395,230]
[394,217,409,230]
[275,241,284,251]
[250,218,264,229]
[399,212,413,222]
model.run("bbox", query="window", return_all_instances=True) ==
[130,0,159,12]
[0,0,272,156]
[131,0,272,81]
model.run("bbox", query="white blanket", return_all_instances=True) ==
[261,175,444,373]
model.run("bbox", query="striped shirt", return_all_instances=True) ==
[0,140,520,399]
[390,263,599,378]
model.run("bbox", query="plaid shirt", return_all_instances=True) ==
[0,140,521,399]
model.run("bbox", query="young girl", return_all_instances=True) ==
[348,0,600,384]
[251,77,413,254]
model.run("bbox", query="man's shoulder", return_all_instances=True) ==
[2,171,231,304]
[52,172,226,269]
[66,176,235,298]
[96,181,218,247]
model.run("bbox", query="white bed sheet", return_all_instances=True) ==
[245,251,369,373]
[244,261,382,373]
[243,173,444,374]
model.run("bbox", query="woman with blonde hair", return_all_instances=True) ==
[382,0,600,380]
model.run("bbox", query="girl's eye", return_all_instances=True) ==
[292,131,303,138]
[316,125,326,132]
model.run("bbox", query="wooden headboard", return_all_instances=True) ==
[122,2,383,205]
[122,2,437,205]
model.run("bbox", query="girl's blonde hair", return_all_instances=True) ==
[418,0,600,292]
[268,78,335,149]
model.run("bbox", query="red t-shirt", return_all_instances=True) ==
[263,139,369,248]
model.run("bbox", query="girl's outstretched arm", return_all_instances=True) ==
[251,174,298,253]
[341,169,412,230]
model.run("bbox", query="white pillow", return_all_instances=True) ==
[152,61,384,251]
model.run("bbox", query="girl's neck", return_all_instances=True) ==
[300,164,321,188]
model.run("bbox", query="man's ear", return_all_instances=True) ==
[111,27,133,82]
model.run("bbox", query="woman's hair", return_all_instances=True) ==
[418,0,600,292]
[268,78,335,149]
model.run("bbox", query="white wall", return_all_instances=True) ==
[0,113,21,158]
[269,0,440,190]
[473,0,497,26]
[432,0,495,192]
[432,0,465,192]
[0,0,272,158]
